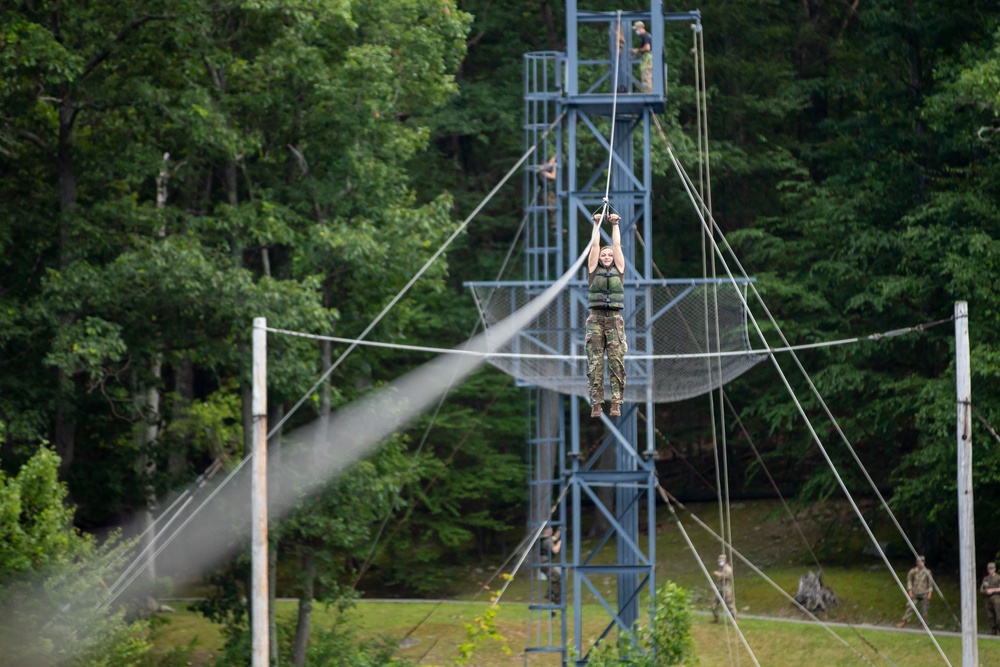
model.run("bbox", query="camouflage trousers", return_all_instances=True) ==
[585,310,627,404]
[541,557,562,605]
[711,591,737,621]
[901,594,930,622]
[987,595,1000,634]
[640,53,652,93]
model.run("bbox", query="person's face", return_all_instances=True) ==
[599,247,614,267]
[917,560,925,569]
[990,566,996,575]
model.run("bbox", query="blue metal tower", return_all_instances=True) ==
[472,3,707,664]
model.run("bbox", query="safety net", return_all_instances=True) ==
[468,280,766,403]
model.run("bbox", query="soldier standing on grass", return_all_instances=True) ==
[897,555,933,627]
[711,553,736,624]
[981,561,1000,635]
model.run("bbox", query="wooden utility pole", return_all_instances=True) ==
[955,301,977,667]
[252,318,269,667]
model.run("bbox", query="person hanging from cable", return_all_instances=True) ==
[586,207,627,418]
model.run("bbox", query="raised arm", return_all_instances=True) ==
[540,155,557,181]
[610,214,625,273]
[587,212,603,273]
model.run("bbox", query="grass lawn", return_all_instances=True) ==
[152,499,994,664]
[152,599,1000,666]
[441,500,973,632]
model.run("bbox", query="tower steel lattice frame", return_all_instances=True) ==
[470,4,709,664]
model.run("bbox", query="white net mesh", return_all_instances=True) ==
[469,281,765,403]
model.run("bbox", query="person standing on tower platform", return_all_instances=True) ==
[981,561,1000,634]
[586,210,626,418]
[897,555,933,627]
[631,21,653,93]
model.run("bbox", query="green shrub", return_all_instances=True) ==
[587,582,697,666]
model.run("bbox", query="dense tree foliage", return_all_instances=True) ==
[0,442,187,666]
[5,0,1000,659]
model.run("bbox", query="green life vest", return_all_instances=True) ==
[588,265,624,310]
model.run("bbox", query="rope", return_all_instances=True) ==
[645,397,895,664]
[473,531,538,601]
[602,11,625,201]
[99,456,250,609]
[972,404,1000,445]
[663,137,965,632]
[103,237,595,613]
[657,484,885,667]
[665,144,954,667]
[100,458,225,607]
[659,485,761,666]
[721,392,901,664]
[352,211,530,589]
[351,375,511,588]
[97,120,567,611]
[692,20,734,660]
[699,20,713,217]
[268,110,566,440]
[264,317,950,359]
[490,485,571,609]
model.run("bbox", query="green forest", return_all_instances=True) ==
[4,0,1000,665]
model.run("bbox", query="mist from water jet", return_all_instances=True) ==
[0,246,590,665]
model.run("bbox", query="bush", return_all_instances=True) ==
[0,445,187,667]
[587,581,697,666]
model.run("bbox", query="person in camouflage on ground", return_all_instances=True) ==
[897,555,934,627]
[712,553,736,624]
[586,209,626,418]
[981,562,1000,634]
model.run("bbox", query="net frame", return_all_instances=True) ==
[468,278,765,404]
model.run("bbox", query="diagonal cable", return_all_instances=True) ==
[658,484,887,667]
[352,211,531,589]
[269,112,566,439]
[665,143,953,666]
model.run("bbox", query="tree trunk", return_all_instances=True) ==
[53,100,78,472]
[904,0,927,199]
[136,154,171,584]
[168,356,194,477]
[291,547,316,666]
[53,400,76,474]
[321,278,335,417]
[135,357,163,582]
